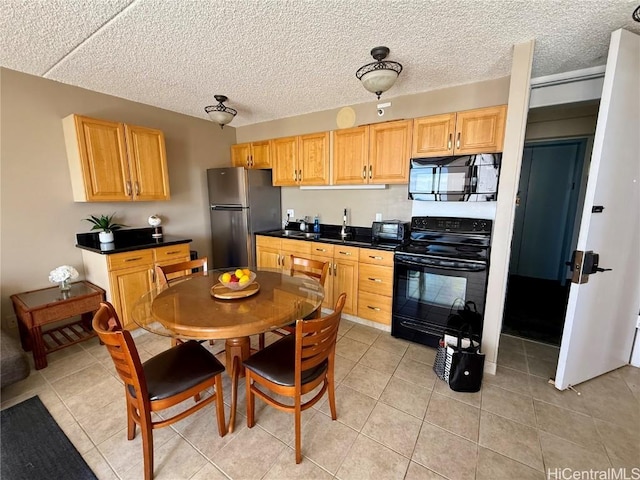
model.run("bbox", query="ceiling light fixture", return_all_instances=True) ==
[205,95,237,129]
[356,46,403,100]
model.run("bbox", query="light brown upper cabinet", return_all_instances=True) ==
[412,105,507,157]
[63,114,170,202]
[333,119,412,185]
[231,140,271,169]
[271,132,329,186]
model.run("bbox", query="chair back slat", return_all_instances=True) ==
[156,257,208,287]
[296,293,346,377]
[92,302,150,406]
[290,256,329,288]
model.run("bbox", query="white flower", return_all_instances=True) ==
[49,265,79,283]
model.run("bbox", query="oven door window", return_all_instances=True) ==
[393,260,488,334]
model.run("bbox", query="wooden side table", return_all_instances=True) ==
[10,281,106,369]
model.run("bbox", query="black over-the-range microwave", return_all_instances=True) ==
[408,153,502,201]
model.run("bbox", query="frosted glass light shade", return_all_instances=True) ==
[360,69,399,96]
[207,110,235,125]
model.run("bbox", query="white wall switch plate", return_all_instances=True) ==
[286,209,295,219]
[375,213,382,221]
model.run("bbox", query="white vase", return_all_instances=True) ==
[99,231,114,243]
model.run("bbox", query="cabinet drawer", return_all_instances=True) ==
[256,235,281,249]
[358,264,393,296]
[154,244,190,263]
[359,248,394,266]
[310,242,334,258]
[334,245,359,259]
[107,250,154,271]
[281,238,311,255]
[357,291,392,325]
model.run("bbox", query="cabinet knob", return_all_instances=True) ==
[448,133,452,150]
[456,132,461,149]
[369,165,372,179]
[126,181,132,196]
[362,166,366,179]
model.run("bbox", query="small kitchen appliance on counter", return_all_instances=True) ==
[392,216,492,347]
[371,220,410,246]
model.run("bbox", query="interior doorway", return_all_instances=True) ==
[502,139,587,344]
[501,102,599,345]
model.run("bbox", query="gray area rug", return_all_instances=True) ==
[1,395,97,480]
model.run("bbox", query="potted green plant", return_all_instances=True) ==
[84,213,127,243]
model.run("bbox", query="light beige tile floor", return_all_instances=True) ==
[2,326,639,479]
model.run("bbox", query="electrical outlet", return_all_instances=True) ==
[375,213,382,221]
[6,315,17,330]
[286,209,295,219]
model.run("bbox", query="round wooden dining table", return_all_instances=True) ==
[131,268,324,432]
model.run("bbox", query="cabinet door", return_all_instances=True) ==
[332,126,369,185]
[333,246,359,315]
[65,115,130,201]
[251,141,272,169]
[454,105,507,154]
[231,143,251,167]
[280,239,312,272]
[412,113,456,157]
[125,125,170,201]
[298,132,329,185]
[310,242,334,309]
[109,265,153,329]
[369,120,412,184]
[271,136,299,186]
[256,236,282,270]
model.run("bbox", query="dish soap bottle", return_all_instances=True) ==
[313,214,320,233]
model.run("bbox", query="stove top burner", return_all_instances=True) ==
[396,216,493,262]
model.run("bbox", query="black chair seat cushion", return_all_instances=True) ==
[128,340,225,401]
[243,335,327,387]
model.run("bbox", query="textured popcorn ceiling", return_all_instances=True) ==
[1,0,639,126]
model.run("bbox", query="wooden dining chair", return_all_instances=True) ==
[92,301,226,480]
[155,257,212,346]
[258,255,330,349]
[155,256,208,287]
[244,293,346,463]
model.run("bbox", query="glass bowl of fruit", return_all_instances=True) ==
[218,269,256,291]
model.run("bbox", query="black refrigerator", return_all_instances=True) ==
[207,167,281,268]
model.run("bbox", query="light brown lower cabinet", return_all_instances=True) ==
[357,248,395,325]
[81,243,190,329]
[257,236,395,325]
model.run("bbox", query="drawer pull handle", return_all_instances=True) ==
[125,257,143,262]
[368,255,383,260]
[315,248,326,252]
[166,250,181,255]
[338,251,351,256]
[367,306,381,311]
[368,277,382,282]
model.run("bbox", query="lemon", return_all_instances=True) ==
[221,272,231,283]
[239,275,250,285]
[235,269,245,278]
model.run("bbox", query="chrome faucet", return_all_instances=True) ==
[340,208,348,237]
[283,213,290,229]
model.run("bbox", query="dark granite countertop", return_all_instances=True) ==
[257,223,400,251]
[76,228,192,254]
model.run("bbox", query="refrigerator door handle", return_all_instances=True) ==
[211,204,244,211]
